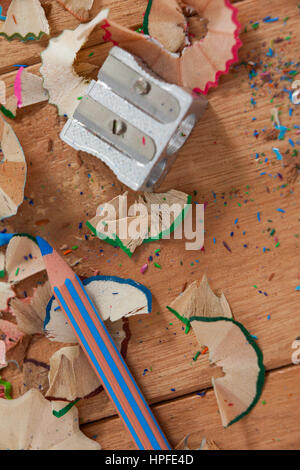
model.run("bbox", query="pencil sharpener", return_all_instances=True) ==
[60,46,208,192]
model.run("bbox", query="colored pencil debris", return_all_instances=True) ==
[87,189,191,257]
[40,8,109,117]
[46,345,101,402]
[102,0,242,94]
[5,234,45,283]
[0,281,15,310]
[0,318,30,371]
[0,377,12,399]
[2,69,48,118]
[167,276,265,427]
[0,389,101,449]
[0,1,11,18]
[0,0,50,41]
[56,0,94,22]
[10,282,52,335]
[0,114,26,220]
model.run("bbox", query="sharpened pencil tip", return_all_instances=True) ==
[36,236,53,256]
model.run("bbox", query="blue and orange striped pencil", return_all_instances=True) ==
[35,236,170,450]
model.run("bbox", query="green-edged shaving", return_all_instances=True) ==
[87,189,191,257]
[0,0,49,41]
[167,276,265,427]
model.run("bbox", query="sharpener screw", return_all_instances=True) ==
[109,119,127,136]
[133,78,151,95]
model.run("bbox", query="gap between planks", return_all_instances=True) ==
[79,359,297,429]
[81,364,300,450]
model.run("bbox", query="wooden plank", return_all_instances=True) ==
[82,365,300,450]
[0,0,299,430]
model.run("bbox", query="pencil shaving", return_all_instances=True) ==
[0,389,101,449]
[146,0,186,53]
[88,189,191,256]
[5,235,45,283]
[40,8,109,117]
[4,70,48,118]
[44,275,151,342]
[0,1,12,16]
[168,277,265,427]
[22,359,50,395]
[103,0,241,93]
[46,345,100,401]
[56,0,94,22]
[10,282,52,335]
[0,282,15,310]
[169,275,232,320]
[0,318,26,366]
[0,115,26,220]
[0,0,49,41]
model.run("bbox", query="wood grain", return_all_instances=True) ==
[82,365,300,450]
[0,0,299,449]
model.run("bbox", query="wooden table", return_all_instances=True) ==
[1,0,300,450]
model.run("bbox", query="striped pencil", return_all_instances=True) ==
[36,236,171,450]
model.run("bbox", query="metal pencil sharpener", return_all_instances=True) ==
[60,46,208,192]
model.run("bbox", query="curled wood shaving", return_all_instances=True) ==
[0,389,101,449]
[0,318,30,370]
[0,1,12,17]
[167,276,264,427]
[46,345,100,402]
[10,282,52,335]
[0,0,49,41]
[103,0,241,93]
[22,358,50,395]
[5,235,45,283]
[45,275,151,342]
[40,8,109,117]
[169,275,232,321]
[56,0,94,22]
[2,70,48,118]
[87,189,191,256]
[0,115,26,220]
[0,282,15,310]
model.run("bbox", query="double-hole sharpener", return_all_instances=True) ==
[60,46,208,191]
